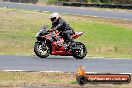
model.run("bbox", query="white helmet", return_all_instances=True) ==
[50,12,60,21]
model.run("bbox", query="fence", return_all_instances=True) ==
[62,2,132,9]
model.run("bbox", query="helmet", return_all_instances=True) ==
[50,12,60,22]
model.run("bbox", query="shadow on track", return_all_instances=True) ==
[33,55,87,61]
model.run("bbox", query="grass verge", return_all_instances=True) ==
[0,7,132,58]
[0,72,132,88]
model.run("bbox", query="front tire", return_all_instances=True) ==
[72,42,87,59]
[34,42,50,58]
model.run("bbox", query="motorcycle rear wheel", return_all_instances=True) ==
[72,42,87,59]
[34,42,50,58]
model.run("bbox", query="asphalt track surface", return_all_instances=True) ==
[0,55,132,73]
[0,2,132,20]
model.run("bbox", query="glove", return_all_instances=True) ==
[48,29,53,32]
[53,27,57,31]
[48,27,57,32]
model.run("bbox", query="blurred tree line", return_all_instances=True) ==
[59,0,132,4]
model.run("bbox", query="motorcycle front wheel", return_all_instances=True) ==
[34,42,50,58]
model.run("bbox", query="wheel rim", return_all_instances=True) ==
[37,45,48,56]
[80,46,84,56]
[75,46,85,57]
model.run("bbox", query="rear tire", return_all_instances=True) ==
[72,42,87,59]
[34,42,50,58]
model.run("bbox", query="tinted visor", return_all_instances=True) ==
[50,17,56,21]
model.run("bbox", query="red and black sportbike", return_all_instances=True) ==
[34,25,87,59]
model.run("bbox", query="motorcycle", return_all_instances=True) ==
[34,25,87,59]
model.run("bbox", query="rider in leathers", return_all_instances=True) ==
[49,12,75,47]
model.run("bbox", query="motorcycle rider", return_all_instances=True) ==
[49,12,75,47]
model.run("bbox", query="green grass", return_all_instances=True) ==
[37,0,56,5]
[0,7,132,58]
[71,20,132,58]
